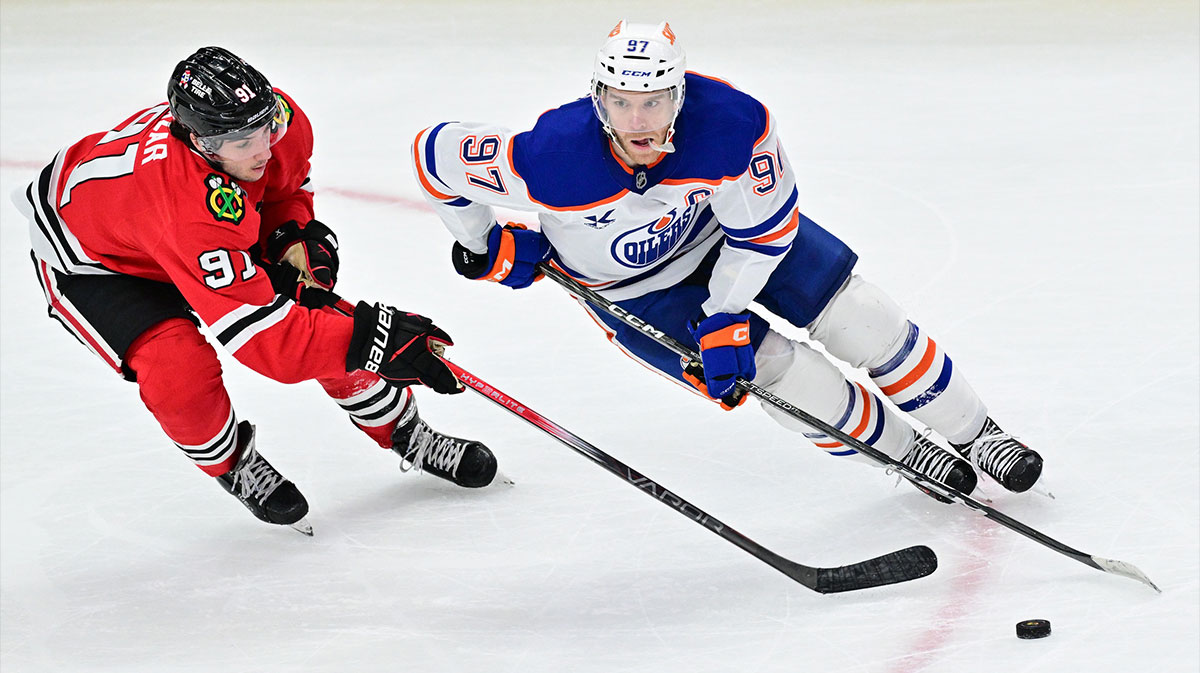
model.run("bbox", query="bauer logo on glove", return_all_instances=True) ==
[346,301,462,395]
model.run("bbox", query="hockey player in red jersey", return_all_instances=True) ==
[415,21,1045,502]
[16,47,498,535]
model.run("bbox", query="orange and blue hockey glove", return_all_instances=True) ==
[451,222,550,289]
[687,311,756,401]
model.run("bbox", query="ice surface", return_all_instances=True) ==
[2,1,1197,672]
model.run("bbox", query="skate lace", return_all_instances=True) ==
[399,421,465,478]
[228,449,284,503]
[968,421,1027,481]
[900,429,960,482]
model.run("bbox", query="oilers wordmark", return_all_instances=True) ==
[610,204,699,268]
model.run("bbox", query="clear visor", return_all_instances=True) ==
[195,98,289,161]
[591,83,682,134]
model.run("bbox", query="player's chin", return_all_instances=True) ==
[237,165,269,182]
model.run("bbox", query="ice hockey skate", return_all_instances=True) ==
[391,411,498,488]
[216,422,312,535]
[899,430,978,503]
[952,417,1043,493]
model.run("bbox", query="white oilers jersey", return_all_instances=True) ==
[413,72,801,316]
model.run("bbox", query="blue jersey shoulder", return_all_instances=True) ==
[511,98,620,209]
[671,73,770,180]
[510,74,770,208]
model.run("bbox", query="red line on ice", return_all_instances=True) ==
[1,159,46,170]
[320,186,432,211]
[886,514,997,673]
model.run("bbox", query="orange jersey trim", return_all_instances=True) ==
[685,72,773,150]
[748,210,799,245]
[686,71,736,88]
[753,107,773,150]
[412,127,457,202]
[659,174,742,188]
[537,188,629,213]
[507,134,629,213]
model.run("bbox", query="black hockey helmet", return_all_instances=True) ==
[168,47,283,155]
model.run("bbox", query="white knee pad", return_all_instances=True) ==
[754,330,914,461]
[754,330,851,435]
[808,275,909,370]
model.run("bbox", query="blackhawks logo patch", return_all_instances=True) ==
[204,174,246,224]
[274,93,293,126]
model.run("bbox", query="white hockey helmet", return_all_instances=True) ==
[591,20,687,136]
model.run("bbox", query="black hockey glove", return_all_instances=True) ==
[346,301,462,395]
[264,262,340,309]
[681,360,748,411]
[264,219,339,290]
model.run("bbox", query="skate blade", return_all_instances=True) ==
[1031,484,1055,499]
[1030,474,1056,499]
[289,517,314,536]
[492,470,515,487]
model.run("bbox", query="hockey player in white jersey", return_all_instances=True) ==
[412,20,1043,500]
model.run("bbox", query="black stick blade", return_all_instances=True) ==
[814,545,938,594]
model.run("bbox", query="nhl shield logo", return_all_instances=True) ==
[635,170,648,190]
[204,174,246,224]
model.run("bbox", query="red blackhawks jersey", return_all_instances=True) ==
[21,89,353,383]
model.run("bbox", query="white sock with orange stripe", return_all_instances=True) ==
[753,331,913,462]
[866,321,987,445]
[808,275,988,446]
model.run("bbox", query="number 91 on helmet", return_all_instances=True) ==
[168,46,289,163]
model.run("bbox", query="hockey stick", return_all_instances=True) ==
[321,294,935,593]
[445,360,937,593]
[538,262,1162,593]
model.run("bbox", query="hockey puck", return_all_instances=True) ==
[1016,619,1051,639]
